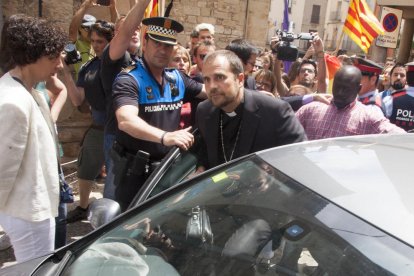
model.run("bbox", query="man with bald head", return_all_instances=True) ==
[296,65,404,140]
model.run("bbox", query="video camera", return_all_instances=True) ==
[272,30,314,62]
[64,43,82,65]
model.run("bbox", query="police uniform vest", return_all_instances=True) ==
[359,92,382,108]
[123,59,185,159]
[389,88,414,131]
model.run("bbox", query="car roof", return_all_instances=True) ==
[258,134,414,247]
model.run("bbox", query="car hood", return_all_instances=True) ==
[0,254,51,275]
[259,134,414,247]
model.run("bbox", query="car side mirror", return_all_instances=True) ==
[87,198,121,229]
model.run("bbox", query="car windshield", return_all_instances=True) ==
[62,156,414,275]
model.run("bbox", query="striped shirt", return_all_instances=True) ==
[296,100,405,140]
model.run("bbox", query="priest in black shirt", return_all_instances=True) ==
[195,50,307,170]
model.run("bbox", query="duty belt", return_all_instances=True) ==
[112,140,161,171]
[112,140,138,158]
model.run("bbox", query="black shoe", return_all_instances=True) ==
[66,206,88,223]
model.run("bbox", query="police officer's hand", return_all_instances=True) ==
[162,127,194,150]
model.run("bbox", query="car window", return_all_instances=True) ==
[131,134,201,206]
[148,149,198,199]
[62,156,414,275]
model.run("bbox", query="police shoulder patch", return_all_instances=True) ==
[121,64,137,73]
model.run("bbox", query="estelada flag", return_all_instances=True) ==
[343,0,384,53]
[145,0,159,18]
[142,0,159,45]
[326,54,341,80]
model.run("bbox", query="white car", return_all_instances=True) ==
[2,134,414,275]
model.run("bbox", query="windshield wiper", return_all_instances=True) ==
[55,250,73,275]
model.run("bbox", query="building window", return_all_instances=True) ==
[311,5,320,24]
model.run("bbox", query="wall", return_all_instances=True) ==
[169,0,270,50]
[302,0,327,35]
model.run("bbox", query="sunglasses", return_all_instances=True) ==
[299,68,315,74]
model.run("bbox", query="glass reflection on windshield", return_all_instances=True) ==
[63,157,414,275]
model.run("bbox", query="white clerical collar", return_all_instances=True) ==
[226,111,237,117]
[224,95,245,117]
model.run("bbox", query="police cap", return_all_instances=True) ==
[405,61,414,72]
[352,57,383,76]
[142,17,184,45]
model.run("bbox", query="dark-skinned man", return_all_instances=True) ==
[296,65,404,140]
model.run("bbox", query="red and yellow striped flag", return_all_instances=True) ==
[142,0,159,43]
[325,54,342,93]
[343,0,384,53]
[144,0,159,18]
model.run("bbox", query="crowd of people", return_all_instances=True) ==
[0,0,413,264]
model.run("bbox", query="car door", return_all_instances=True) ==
[130,146,199,207]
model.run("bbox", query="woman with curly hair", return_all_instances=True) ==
[0,14,66,263]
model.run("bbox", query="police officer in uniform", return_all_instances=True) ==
[352,57,383,109]
[380,63,407,98]
[382,62,414,132]
[111,17,206,211]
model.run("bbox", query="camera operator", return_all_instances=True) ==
[62,20,115,223]
[271,32,327,94]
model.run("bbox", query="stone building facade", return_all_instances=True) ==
[1,0,271,157]
[169,0,271,49]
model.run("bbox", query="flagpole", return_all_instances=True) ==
[160,0,165,16]
[334,29,345,55]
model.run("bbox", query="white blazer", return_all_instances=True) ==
[0,73,59,222]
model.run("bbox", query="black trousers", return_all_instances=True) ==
[110,147,149,212]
